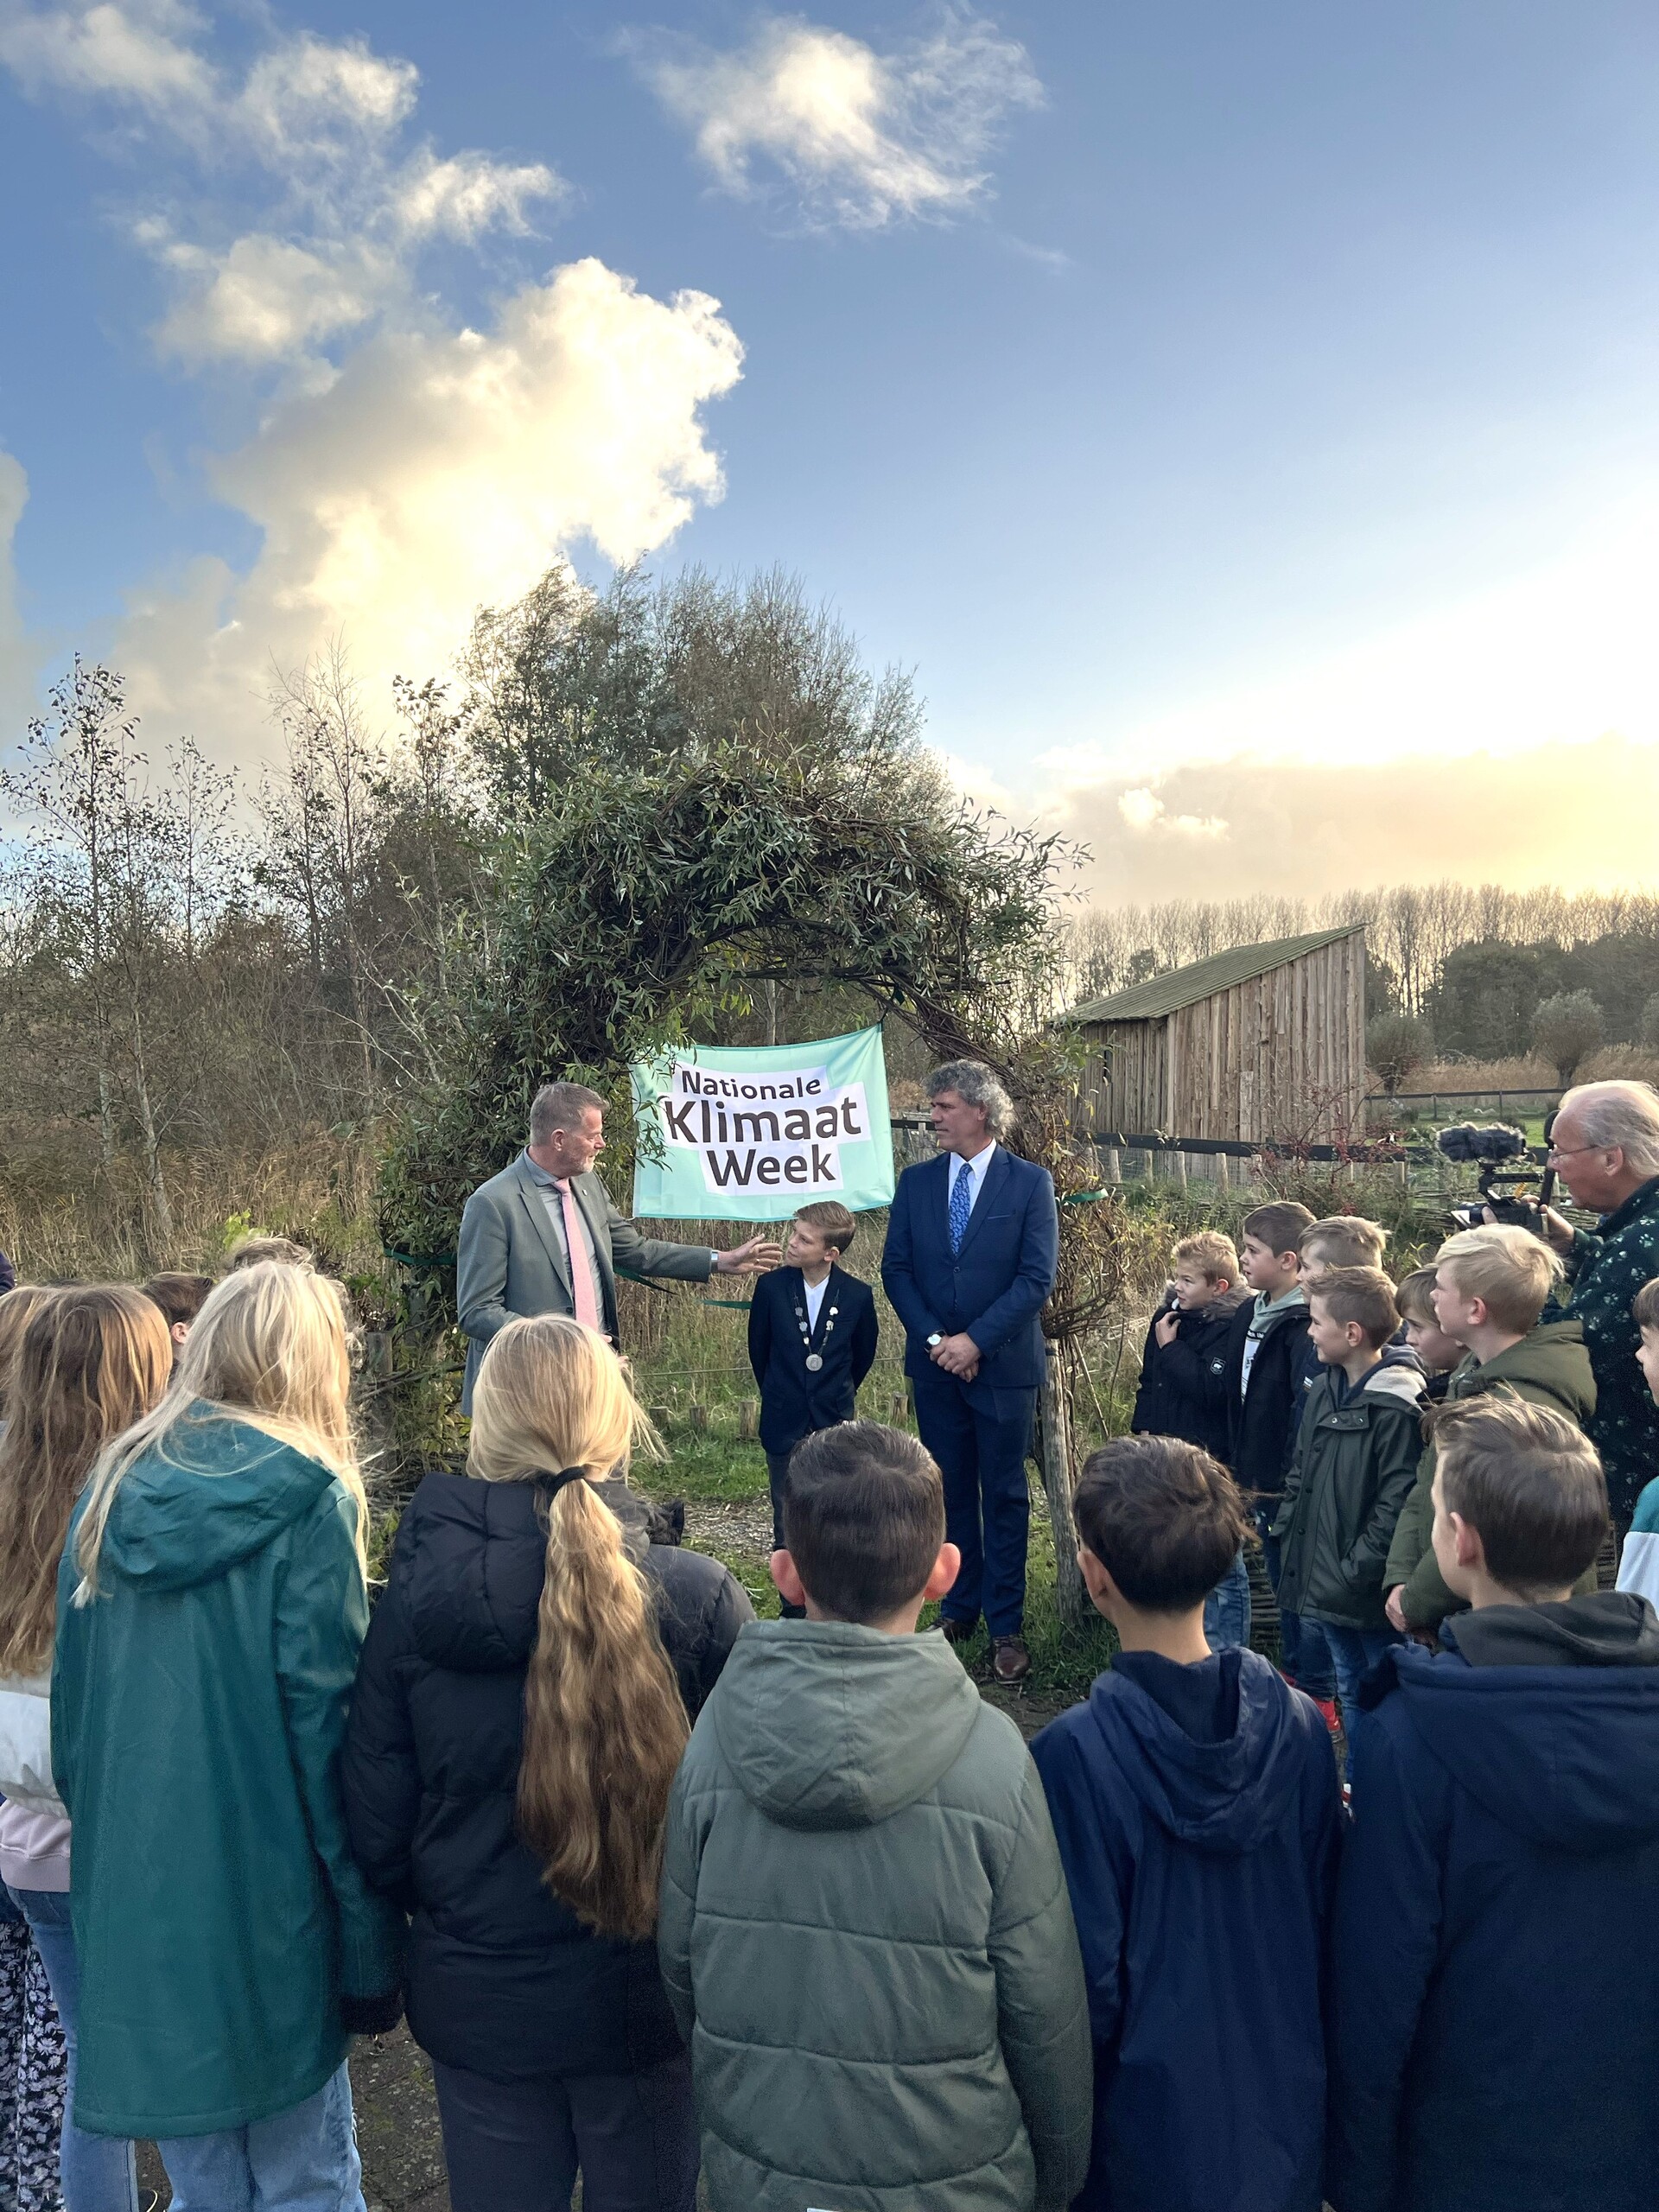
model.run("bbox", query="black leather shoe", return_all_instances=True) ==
[939,1616,978,1646]
[992,1636,1032,1684]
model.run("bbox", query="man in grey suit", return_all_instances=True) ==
[457,1080,780,1409]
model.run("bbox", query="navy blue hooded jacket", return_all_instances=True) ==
[343,1471,753,2082]
[1329,1593,1659,2212]
[1031,1646,1341,2212]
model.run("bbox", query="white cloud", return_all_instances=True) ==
[0,0,213,112]
[0,449,39,744]
[0,5,565,367]
[393,149,564,245]
[237,31,416,156]
[3,10,741,756]
[150,232,386,362]
[117,260,745,754]
[625,6,1042,229]
[1116,786,1226,838]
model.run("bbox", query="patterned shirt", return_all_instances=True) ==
[1561,1176,1659,1522]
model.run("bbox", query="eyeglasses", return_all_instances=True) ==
[1545,1142,1606,1164]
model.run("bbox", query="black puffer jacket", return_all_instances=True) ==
[343,1471,753,2082]
[1131,1289,1250,1464]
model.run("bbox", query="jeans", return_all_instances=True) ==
[1322,1624,1406,1753]
[1202,1548,1251,1650]
[763,1451,805,1618]
[155,2063,363,2212]
[8,1885,138,2212]
[1254,1510,1336,1699]
[912,1368,1036,1640]
[432,2051,698,2212]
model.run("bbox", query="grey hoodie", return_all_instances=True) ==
[658,1619,1093,2212]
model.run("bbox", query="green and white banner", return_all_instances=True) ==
[630,1027,894,1220]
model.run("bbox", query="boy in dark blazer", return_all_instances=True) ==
[748,1201,880,1617]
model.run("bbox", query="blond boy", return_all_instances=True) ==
[1384,1224,1597,1635]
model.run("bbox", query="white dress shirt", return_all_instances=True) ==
[803,1274,830,1333]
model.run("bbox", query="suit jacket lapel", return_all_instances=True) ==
[808,1266,836,1351]
[513,1157,572,1294]
[952,1147,1008,1263]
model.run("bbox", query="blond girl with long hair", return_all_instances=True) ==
[0,1285,170,2212]
[49,1264,402,2212]
[343,1315,752,2212]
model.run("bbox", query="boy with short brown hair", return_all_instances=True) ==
[1331,1395,1659,2212]
[1033,1437,1339,2212]
[1222,1201,1340,1712]
[1273,1268,1425,1732]
[659,1421,1093,2212]
[142,1271,214,1355]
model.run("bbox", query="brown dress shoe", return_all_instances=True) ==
[939,1616,978,1646]
[992,1636,1031,1683]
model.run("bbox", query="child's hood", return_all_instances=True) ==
[90,1407,338,1592]
[1358,1361,1427,1413]
[710,1620,984,1831]
[1457,1319,1596,1427]
[1083,1648,1315,1856]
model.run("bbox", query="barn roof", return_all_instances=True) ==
[1065,924,1364,1026]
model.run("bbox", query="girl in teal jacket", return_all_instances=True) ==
[52,1263,402,2211]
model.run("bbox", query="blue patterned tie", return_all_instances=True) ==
[948,1159,973,1255]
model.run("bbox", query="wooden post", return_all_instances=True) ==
[1217,1151,1231,1192]
[1175,1149,1189,1191]
[1104,1145,1122,1184]
[1037,1344,1087,1625]
[738,1400,759,1440]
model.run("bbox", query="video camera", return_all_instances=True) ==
[1436,1120,1557,1234]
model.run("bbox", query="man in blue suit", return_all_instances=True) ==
[882,1060,1059,1682]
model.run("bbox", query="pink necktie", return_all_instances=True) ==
[555,1180,602,1333]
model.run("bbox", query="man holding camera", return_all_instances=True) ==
[1525,1080,1659,1530]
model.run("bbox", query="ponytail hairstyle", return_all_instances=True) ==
[74,1262,365,1603]
[0,1286,172,1675]
[467,1316,683,1942]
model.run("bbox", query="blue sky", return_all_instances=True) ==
[4,2,1659,896]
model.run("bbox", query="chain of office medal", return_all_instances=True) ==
[795,1294,838,1372]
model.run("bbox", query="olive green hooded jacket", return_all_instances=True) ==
[1272,1362,1427,1631]
[658,1619,1093,2212]
[52,1410,403,2137]
[1383,1321,1599,1630]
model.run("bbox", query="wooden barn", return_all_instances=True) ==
[1067,924,1367,1144]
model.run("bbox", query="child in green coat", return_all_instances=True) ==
[53,1265,402,2211]
[1272,1268,1426,1737]
[658,1421,1092,2212]
[1383,1225,1598,1638]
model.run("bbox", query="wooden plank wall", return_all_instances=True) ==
[1077,1016,1169,1131]
[1077,931,1365,1142]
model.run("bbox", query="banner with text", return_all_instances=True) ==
[630,1027,894,1220]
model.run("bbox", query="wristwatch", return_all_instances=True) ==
[926,1332,944,1349]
